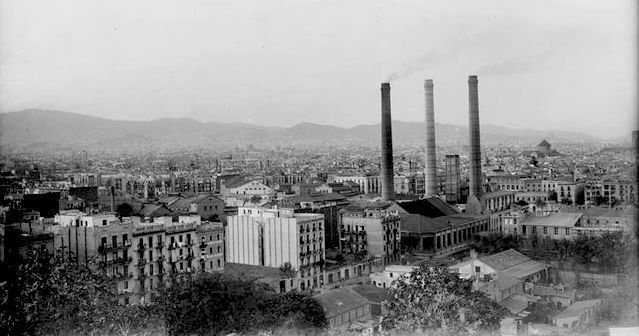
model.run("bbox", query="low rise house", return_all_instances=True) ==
[315,287,372,328]
[370,265,417,289]
[552,299,601,329]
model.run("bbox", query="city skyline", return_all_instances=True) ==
[0,0,636,139]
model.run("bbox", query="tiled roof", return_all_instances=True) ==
[479,249,531,271]
[351,284,390,304]
[502,260,549,279]
[315,287,370,319]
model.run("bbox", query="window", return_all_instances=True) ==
[179,235,183,242]
[554,227,559,235]
[543,227,548,235]
[565,228,570,235]
[390,273,393,278]
[217,259,221,268]
[217,246,221,253]
[112,236,117,248]
[150,264,154,275]
[475,266,481,273]
[124,280,128,289]
[123,234,128,244]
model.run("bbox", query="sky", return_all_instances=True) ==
[0,0,636,138]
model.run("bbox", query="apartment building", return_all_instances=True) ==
[339,204,401,264]
[226,207,325,291]
[197,222,224,272]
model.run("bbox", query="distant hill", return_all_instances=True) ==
[0,109,600,152]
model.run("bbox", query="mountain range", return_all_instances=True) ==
[0,109,603,152]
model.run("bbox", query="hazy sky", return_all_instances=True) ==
[0,0,636,138]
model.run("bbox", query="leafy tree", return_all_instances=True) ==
[471,233,523,255]
[549,191,558,202]
[516,200,529,207]
[381,264,507,334]
[279,262,297,278]
[250,195,263,204]
[0,249,158,336]
[115,202,134,218]
[155,272,327,335]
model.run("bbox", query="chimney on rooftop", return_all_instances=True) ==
[424,79,437,197]
[380,83,395,201]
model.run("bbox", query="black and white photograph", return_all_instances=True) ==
[0,1,638,335]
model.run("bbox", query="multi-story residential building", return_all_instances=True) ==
[166,194,225,220]
[339,204,401,264]
[278,193,348,249]
[57,219,134,304]
[226,207,325,291]
[54,213,212,305]
[515,192,550,205]
[585,181,637,206]
[197,222,224,272]
[332,175,381,195]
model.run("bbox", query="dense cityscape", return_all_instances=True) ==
[1,76,637,335]
[1,1,638,336]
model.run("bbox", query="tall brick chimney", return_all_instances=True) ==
[381,83,395,201]
[424,79,437,197]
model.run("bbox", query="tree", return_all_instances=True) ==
[155,272,327,335]
[381,264,507,334]
[115,202,134,218]
[549,191,558,202]
[250,195,263,204]
[0,249,158,336]
[516,200,529,207]
[279,262,297,278]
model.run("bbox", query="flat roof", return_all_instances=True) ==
[521,213,583,227]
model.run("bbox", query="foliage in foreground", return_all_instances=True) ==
[0,250,159,336]
[1,250,327,336]
[381,264,507,335]
[153,272,328,335]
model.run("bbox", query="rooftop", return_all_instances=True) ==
[521,213,583,227]
[314,287,370,319]
[479,249,531,271]
[554,299,601,319]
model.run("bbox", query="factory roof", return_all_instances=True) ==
[388,197,458,218]
[521,213,583,227]
[402,214,484,234]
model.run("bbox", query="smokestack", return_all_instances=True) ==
[468,75,483,199]
[424,79,437,197]
[381,83,395,201]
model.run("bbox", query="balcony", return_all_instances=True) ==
[168,242,179,250]
[156,241,164,249]
[138,258,147,266]
[199,242,207,249]
[137,243,147,251]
